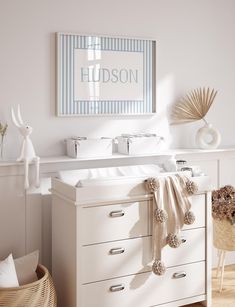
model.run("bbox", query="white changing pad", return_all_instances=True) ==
[56,164,162,187]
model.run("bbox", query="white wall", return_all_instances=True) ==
[1,0,235,159]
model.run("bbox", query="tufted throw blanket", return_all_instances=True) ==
[146,174,198,275]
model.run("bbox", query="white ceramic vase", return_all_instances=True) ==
[195,123,221,149]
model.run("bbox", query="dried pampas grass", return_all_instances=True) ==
[171,87,217,125]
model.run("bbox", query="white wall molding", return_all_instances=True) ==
[1,149,235,269]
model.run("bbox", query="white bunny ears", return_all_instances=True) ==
[11,105,24,128]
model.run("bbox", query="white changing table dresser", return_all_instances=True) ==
[51,166,212,307]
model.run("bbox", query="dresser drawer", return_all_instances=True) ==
[183,194,206,230]
[163,227,205,267]
[81,228,205,283]
[81,194,205,246]
[81,200,151,245]
[81,261,205,307]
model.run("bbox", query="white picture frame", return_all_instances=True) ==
[56,33,156,116]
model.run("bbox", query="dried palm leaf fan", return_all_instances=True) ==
[171,87,217,125]
[171,87,221,149]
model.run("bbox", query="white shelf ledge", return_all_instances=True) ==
[40,148,235,164]
[1,147,235,167]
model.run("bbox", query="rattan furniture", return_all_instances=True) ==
[213,219,235,292]
[0,264,57,307]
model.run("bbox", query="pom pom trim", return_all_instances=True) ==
[166,233,182,248]
[152,260,166,275]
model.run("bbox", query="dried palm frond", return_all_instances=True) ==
[171,87,217,125]
[0,122,8,137]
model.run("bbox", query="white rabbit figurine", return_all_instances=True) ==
[11,105,40,189]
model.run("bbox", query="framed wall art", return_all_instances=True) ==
[56,33,156,116]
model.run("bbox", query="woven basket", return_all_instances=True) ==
[213,219,235,251]
[0,264,57,307]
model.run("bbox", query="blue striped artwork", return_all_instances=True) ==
[57,33,156,116]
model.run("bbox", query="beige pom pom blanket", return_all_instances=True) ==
[146,174,197,275]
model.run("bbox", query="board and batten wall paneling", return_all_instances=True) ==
[0,176,26,259]
[219,158,235,187]
[2,149,235,270]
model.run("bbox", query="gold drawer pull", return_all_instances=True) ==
[109,247,125,255]
[173,272,187,279]
[109,210,125,217]
[110,284,125,292]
